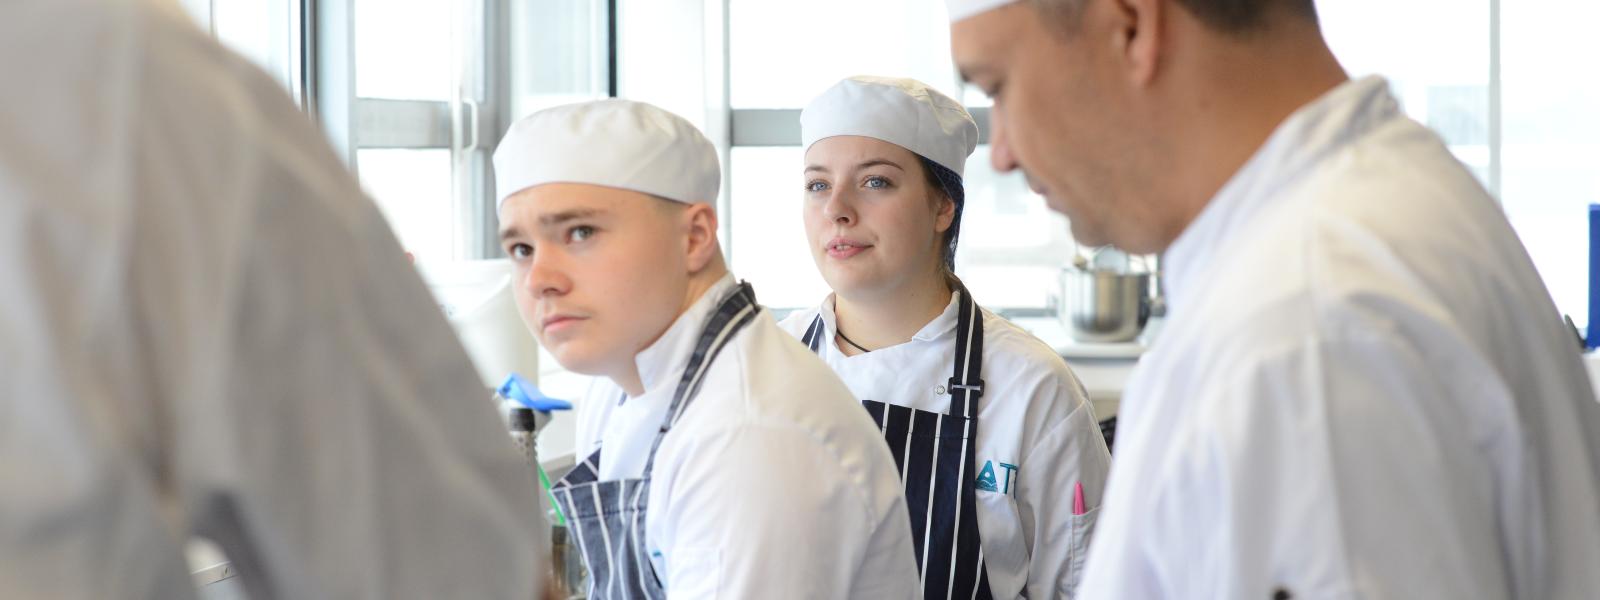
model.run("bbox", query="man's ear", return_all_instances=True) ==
[1112,0,1164,87]
[682,202,721,273]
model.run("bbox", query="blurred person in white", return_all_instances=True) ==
[947,0,1600,598]
[0,0,547,598]
[493,99,919,599]
[780,75,1110,599]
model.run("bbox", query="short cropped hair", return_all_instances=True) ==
[1031,0,1318,35]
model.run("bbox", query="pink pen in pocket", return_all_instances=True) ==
[1073,481,1086,515]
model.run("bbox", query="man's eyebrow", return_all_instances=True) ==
[500,208,607,241]
[537,208,604,227]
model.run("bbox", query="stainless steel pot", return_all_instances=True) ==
[1060,266,1151,343]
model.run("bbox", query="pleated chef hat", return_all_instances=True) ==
[493,99,721,209]
[800,76,978,178]
[945,0,1018,22]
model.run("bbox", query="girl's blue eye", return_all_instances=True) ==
[806,180,829,193]
[864,176,891,189]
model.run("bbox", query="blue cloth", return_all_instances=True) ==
[498,373,573,413]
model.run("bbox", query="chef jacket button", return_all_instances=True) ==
[934,384,946,395]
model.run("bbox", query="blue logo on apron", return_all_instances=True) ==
[975,460,1018,495]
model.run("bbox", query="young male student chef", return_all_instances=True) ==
[493,99,920,599]
[944,0,1600,597]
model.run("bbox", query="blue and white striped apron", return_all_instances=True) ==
[801,286,994,600]
[550,282,761,600]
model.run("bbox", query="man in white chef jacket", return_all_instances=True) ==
[493,99,919,599]
[946,0,1600,598]
[0,0,546,598]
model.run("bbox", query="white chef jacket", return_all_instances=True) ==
[777,294,1111,598]
[1079,76,1600,599]
[0,1,544,598]
[573,275,920,599]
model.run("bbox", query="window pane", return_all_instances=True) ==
[176,0,209,27]
[956,147,1075,309]
[212,0,296,93]
[511,0,610,117]
[1319,0,1600,326]
[730,146,1071,310]
[355,0,452,101]
[961,86,993,109]
[729,0,960,108]
[1318,0,1491,182]
[358,149,454,262]
[1501,0,1600,327]
[730,147,830,308]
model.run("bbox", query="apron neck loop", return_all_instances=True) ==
[801,284,986,419]
[641,281,760,480]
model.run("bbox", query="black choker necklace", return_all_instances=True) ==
[836,328,873,353]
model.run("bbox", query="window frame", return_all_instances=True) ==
[290,0,1520,318]
[310,0,618,261]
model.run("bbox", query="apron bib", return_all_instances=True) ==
[802,287,994,600]
[551,282,760,600]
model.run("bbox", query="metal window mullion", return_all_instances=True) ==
[314,0,357,167]
[448,0,472,260]
[476,0,515,260]
[712,0,733,256]
[452,0,507,261]
[729,109,798,146]
[354,99,452,148]
[608,0,619,97]
[729,106,993,147]
[1488,0,1502,199]
[291,0,311,109]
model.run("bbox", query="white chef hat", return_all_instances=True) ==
[800,76,978,178]
[492,99,720,209]
[945,0,1019,22]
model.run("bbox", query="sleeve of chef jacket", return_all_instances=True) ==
[124,9,549,598]
[651,421,902,599]
[1111,330,1517,599]
[1015,376,1112,599]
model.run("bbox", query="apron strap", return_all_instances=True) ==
[948,284,984,419]
[640,281,761,481]
[799,287,986,419]
[800,312,825,353]
[555,447,606,489]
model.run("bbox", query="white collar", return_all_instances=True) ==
[1162,76,1399,315]
[629,273,738,399]
[816,291,963,351]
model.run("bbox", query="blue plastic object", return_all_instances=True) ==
[498,373,573,412]
[1588,205,1600,350]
